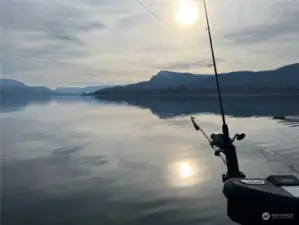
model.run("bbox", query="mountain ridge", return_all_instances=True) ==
[54,85,111,94]
[2,63,298,97]
[0,79,111,96]
[92,63,299,95]
[0,79,53,96]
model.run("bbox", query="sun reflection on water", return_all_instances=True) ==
[168,159,204,188]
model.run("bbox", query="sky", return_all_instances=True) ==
[1,0,298,88]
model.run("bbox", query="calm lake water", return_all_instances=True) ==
[1,95,299,225]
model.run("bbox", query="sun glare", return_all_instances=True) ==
[176,1,199,26]
[180,161,193,178]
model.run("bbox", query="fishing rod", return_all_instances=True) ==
[192,0,245,182]
[190,1,299,224]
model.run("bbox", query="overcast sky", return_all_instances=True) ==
[1,0,298,87]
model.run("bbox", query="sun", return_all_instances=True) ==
[179,161,193,178]
[176,1,199,26]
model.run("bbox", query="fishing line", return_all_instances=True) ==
[261,147,299,174]
[133,0,194,50]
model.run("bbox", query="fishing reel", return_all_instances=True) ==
[210,132,246,182]
[191,116,299,225]
[211,133,245,156]
[211,132,246,149]
[191,117,246,182]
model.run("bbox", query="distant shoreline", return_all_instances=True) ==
[92,93,299,97]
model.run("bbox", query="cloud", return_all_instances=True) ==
[0,0,107,85]
[1,0,106,36]
[157,58,225,70]
[116,12,150,30]
[223,1,299,44]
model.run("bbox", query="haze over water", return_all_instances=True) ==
[1,96,299,225]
